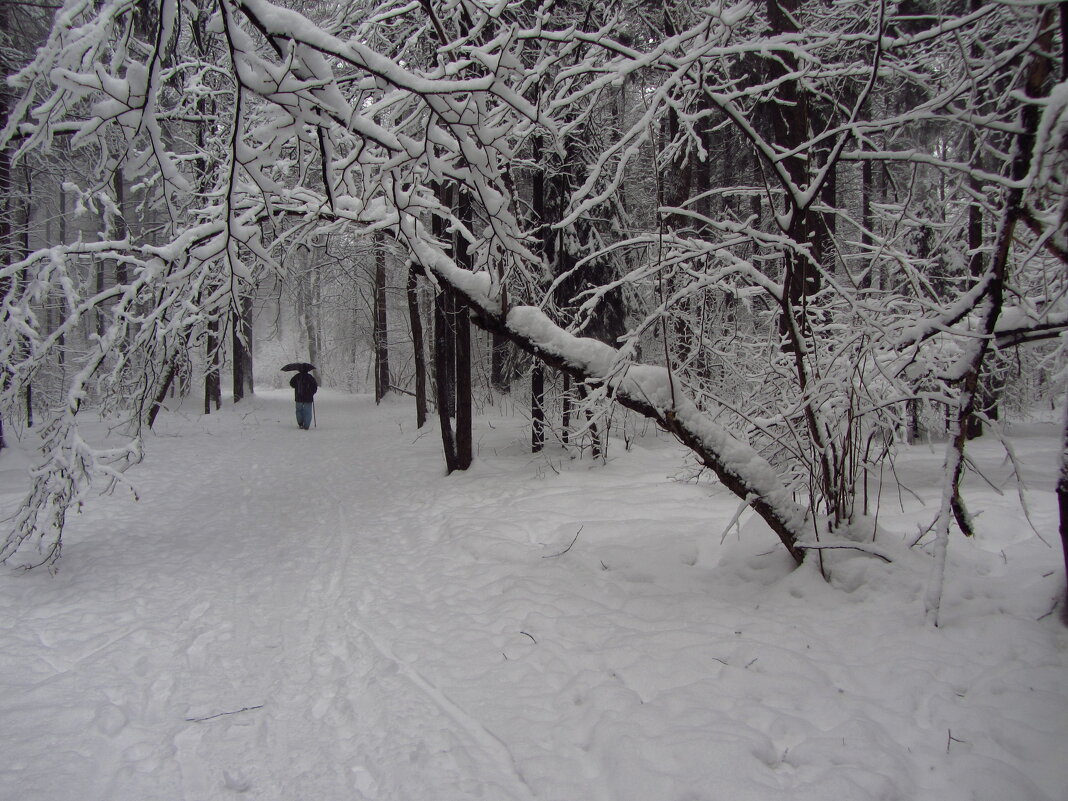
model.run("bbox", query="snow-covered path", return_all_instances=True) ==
[2,392,544,800]
[1,390,1067,801]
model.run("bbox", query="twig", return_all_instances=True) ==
[185,704,264,723]
[543,525,582,558]
[796,542,893,563]
[1037,597,1059,621]
[946,729,966,753]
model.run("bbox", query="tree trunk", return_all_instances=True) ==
[453,193,473,470]
[432,183,458,470]
[374,233,390,403]
[406,262,427,428]
[0,0,8,451]
[490,331,511,392]
[531,360,545,453]
[530,134,548,453]
[434,285,458,472]
[231,291,253,403]
[561,373,571,447]
[303,266,320,370]
[113,166,127,286]
[20,163,32,428]
[1059,386,1068,622]
[204,318,221,414]
[149,359,178,428]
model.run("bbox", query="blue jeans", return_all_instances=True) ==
[295,402,314,429]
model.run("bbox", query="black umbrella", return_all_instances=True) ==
[280,362,316,372]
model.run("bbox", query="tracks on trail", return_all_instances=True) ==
[169,393,538,801]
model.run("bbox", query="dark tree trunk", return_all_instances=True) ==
[242,293,254,394]
[530,135,548,452]
[965,79,989,440]
[561,373,571,446]
[1059,388,1068,622]
[20,163,32,428]
[374,234,390,403]
[0,0,8,451]
[113,166,127,286]
[432,184,458,470]
[434,286,458,472]
[453,193,473,470]
[407,262,428,428]
[204,318,221,414]
[148,359,178,428]
[231,291,253,403]
[531,360,545,453]
[490,331,511,392]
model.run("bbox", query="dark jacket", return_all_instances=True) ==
[290,372,318,403]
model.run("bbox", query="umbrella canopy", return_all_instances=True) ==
[280,362,316,373]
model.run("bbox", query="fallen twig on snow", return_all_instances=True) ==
[185,704,265,723]
[796,542,894,563]
[543,526,582,558]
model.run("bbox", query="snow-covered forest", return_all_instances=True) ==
[1,0,1067,798]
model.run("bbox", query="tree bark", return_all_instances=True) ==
[231,291,253,403]
[434,285,458,472]
[453,193,473,469]
[1058,385,1068,622]
[407,262,428,428]
[149,359,178,428]
[531,360,545,453]
[373,233,390,403]
[490,331,511,392]
[432,183,458,470]
[204,318,221,414]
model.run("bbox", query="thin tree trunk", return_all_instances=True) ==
[531,133,548,453]
[453,193,473,469]
[434,286,457,472]
[0,0,8,451]
[205,318,221,414]
[20,163,32,428]
[374,233,390,403]
[113,166,127,286]
[242,293,254,394]
[561,373,571,446]
[149,359,178,428]
[407,262,427,428]
[231,292,253,403]
[491,331,510,392]
[1058,385,1068,623]
[531,360,545,453]
[432,183,458,470]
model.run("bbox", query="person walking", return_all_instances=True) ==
[287,364,318,430]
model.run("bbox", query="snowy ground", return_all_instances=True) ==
[1,389,1066,801]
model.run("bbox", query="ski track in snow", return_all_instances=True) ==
[1,390,1067,801]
